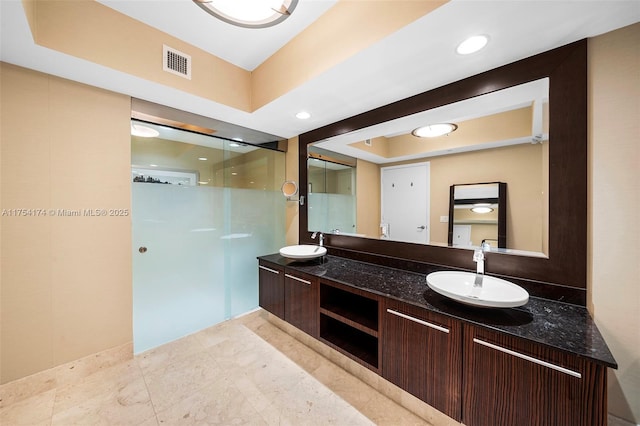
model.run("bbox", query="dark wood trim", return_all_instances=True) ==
[298,40,588,300]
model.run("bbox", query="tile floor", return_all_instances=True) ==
[0,310,433,425]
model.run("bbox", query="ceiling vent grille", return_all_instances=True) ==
[163,45,191,80]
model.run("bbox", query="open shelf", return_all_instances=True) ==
[320,314,379,370]
[320,284,378,332]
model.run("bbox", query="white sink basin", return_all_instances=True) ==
[279,244,327,260]
[426,271,529,308]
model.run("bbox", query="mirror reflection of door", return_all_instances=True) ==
[381,163,430,244]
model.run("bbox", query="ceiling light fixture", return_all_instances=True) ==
[229,142,241,147]
[193,0,298,29]
[131,124,160,138]
[456,35,489,55]
[412,123,458,138]
[296,111,311,120]
[471,203,494,214]
[198,157,208,161]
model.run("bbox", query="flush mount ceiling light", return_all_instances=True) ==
[456,35,489,55]
[131,124,160,138]
[471,203,494,214]
[412,123,458,138]
[295,111,311,120]
[193,0,298,28]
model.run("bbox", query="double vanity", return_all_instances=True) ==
[257,252,616,426]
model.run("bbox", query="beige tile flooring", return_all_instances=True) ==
[0,310,434,425]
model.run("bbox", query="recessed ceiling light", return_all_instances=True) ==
[198,157,208,161]
[412,123,458,138]
[296,111,311,120]
[193,0,298,29]
[456,35,489,55]
[229,142,241,148]
[131,124,160,138]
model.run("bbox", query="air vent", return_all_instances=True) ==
[163,45,191,80]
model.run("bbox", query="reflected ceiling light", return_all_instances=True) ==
[193,0,298,29]
[456,35,489,55]
[229,142,241,147]
[412,123,458,138]
[296,111,311,120]
[471,203,494,214]
[131,124,160,138]
[198,157,208,161]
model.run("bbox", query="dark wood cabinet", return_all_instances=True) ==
[284,271,319,337]
[382,299,462,421]
[258,261,284,319]
[462,324,608,426]
[257,257,611,426]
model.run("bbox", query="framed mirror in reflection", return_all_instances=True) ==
[308,78,549,258]
[448,182,507,250]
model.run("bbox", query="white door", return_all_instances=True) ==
[381,163,430,244]
[452,225,472,247]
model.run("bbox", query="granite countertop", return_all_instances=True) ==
[258,253,617,369]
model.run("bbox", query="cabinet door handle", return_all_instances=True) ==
[285,274,311,285]
[259,265,280,274]
[473,338,582,378]
[387,309,449,334]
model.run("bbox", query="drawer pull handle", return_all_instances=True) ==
[387,309,449,334]
[259,265,280,274]
[473,338,582,378]
[285,274,311,285]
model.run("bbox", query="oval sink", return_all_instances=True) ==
[279,244,327,260]
[426,271,529,308]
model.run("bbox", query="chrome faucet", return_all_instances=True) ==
[473,240,491,287]
[311,231,324,247]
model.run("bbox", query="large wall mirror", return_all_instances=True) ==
[298,40,587,301]
[307,78,548,257]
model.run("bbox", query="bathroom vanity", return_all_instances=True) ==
[257,254,616,426]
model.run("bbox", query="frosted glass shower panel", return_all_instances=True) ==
[226,188,286,317]
[308,193,356,234]
[131,119,285,353]
[132,184,225,352]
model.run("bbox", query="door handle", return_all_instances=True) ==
[417,225,426,230]
[139,246,148,253]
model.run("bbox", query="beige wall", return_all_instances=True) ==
[589,23,640,423]
[0,63,132,384]
[356,159,381,238]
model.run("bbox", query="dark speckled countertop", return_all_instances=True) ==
[258,254,617,369]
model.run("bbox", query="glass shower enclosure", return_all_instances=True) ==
[131,120,285,353]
